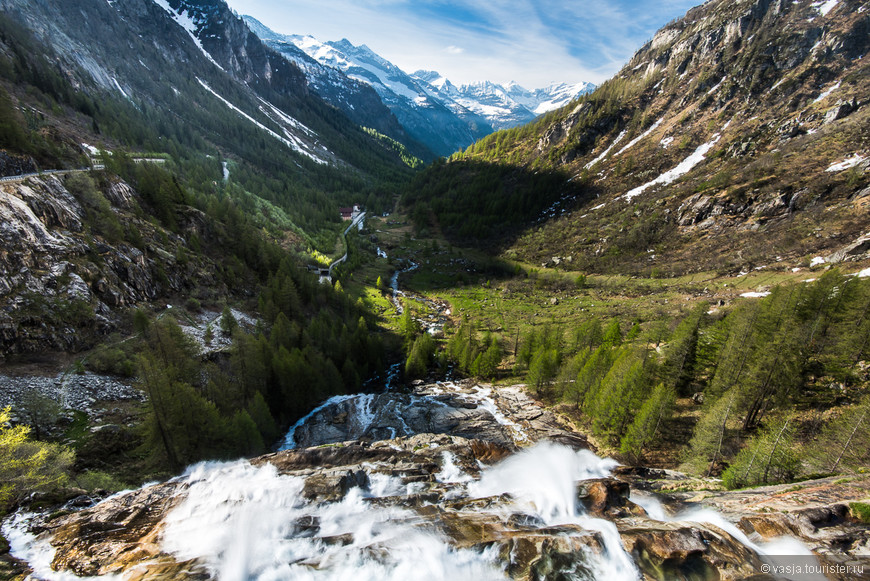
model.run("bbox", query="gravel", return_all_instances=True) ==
[0,371,144,417]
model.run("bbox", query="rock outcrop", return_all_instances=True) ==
[21,434,785,581]
[287,380,591,450]
[0,174,226,359]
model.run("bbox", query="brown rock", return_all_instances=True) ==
[619,520,765,581]
[577,478,647,518]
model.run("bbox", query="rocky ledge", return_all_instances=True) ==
[7,435,786,580]
[287,379,590,451]
[4,380,870,580]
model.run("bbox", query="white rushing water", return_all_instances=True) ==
[161,461,508,581]
[468,443,639,579]
[5,437,825,581]
[6,375,824,581]
[4,443,639,581]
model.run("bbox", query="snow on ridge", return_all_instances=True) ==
[826,154,865,172]
[584,130,627,170]
[620,132,722,202]
[706,79,724,96]
[152,0,224,71]
[196,78,329,165]
[347,62,420,102]
[616,118,664,157]
[256,97,316,136]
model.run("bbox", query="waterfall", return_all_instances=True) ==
[3,383,825,581]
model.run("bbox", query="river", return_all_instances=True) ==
[3,377,828,581]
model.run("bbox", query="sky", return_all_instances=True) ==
[223,0,705,88]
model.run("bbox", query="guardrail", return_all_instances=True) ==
[0,166,102,183]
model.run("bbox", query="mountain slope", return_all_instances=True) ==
[244,19,493,157]
[242,16,430,160]
[405,0,870,275]
[0,0,414,242]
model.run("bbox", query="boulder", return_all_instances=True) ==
[619,520,765,581]
[577,478,647,518]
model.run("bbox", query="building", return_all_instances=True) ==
[339,204,362,221]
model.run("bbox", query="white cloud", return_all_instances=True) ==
[226,0,704,88]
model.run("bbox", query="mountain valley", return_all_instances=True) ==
[0,0,869,579]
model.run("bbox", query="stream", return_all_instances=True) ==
[0,262,848,581]
[2,377,829,581]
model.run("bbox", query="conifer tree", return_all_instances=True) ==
[683,389,738,476]
[572,345,615,410]
[808,396,870,474]
[527,346,560,394]
[602,319,623,347]
[722,413,799,489]
[620,383,676,461]
[591,348,650,439]
[661,307,703,395]
[405,333,436,379]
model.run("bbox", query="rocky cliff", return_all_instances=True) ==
[0,173,224,360]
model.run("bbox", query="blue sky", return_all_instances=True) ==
[225,0,704,88]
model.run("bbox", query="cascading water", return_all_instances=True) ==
[159,461,507,581]
[3,381,825,581]
[468,443,639,579]
[630,493,824,575]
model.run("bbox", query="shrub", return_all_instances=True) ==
[0,407,74,509]
[74,470,129,493]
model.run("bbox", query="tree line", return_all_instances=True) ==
[432,271,870,487]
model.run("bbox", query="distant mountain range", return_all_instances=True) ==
[244,16,594,157]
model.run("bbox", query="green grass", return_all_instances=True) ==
[850,502,870,523]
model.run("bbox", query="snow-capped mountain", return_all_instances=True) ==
[244,18,593,155]
[509,81,597,115]
[242,17,420,157]
[245,17,492,157]
[412,74,595,130]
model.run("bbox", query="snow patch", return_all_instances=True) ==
[584,130,627,169]
[153,0,225,71]
[858,268,870,278]
[620,133,722,202]
[813,0,839,16]
[706,79,724,96]
[826,154,865,172]
[257,97,317,137]
[660,136,674,148]
[197,79,329,165]
[813,80,840,104]
[740,291,771,298]
[111,77,129,100]
[616,118,664,157]
[810,256,827,267]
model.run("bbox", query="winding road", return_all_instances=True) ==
[327,211,366,277]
